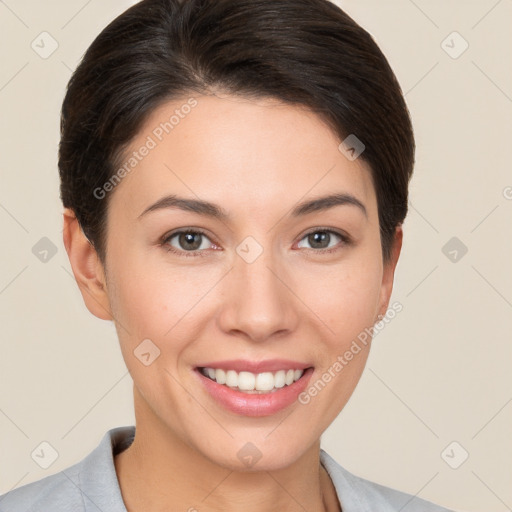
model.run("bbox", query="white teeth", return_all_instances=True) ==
[226,370,238,387]
[200,367,305,393]
[274,370,286,388]
[215,368,226,385]
[238,371,255,391]
[255,372,274,391]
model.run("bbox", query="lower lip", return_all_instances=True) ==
[195,367,314,417]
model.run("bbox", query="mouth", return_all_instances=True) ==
[193,361,314,417]
[197,367,308,394]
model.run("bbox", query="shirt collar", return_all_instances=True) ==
[78,425,134,512]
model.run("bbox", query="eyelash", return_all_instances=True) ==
[160,228,351,258]
[160,228,216,258]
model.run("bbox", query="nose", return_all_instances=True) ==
[217,245,300,343]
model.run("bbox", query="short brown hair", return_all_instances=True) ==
[59,0,415,263]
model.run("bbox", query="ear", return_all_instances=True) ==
[376,225,403,319]
[62,208,113,321]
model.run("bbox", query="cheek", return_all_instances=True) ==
[295,261,381,420]
[299,257,382,339]
[107,265,192,403]
[107,251,220,352]
[108,247,181,328]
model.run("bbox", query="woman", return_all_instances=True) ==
[1,0,458,510]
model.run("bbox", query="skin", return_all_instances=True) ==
[63,92,402,512]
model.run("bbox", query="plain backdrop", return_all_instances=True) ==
[0,1,511,511]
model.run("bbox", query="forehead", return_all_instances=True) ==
[108,93,377,223]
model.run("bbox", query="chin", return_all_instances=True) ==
[190,430,315,473]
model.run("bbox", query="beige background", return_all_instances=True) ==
[1,1,511,511]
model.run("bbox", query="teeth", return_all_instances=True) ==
[226,370,238,388]
[215,369,226,385]
[238,371,255,391]
[200,367,305,393]
[274,370,286,388]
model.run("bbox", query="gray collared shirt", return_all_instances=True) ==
[0,425,457,511]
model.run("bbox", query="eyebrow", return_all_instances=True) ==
[137,192,367,221]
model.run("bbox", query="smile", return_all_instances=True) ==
[199,367,305,394]
[193,361,315,417]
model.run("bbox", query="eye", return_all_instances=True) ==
[160,227,350,258]
[296,229,350,253]
[161,229,217,257]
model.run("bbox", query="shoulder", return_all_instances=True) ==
[0,425,135,512]
[0,462,84,511]
[320,449,459,512]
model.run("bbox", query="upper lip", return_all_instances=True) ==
[195,359,313,373]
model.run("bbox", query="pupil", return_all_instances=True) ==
[180,232,201,250]
[309,232,329,249]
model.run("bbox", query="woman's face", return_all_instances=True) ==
[100,93,400,470]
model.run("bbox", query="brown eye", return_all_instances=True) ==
[296,229,349,252]
[162,229,215,257]
[175,232,204,251]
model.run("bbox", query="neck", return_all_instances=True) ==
[114,391,340,512]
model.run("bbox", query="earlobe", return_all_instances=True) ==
[62,208,113,321]
[377,225,403,319]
